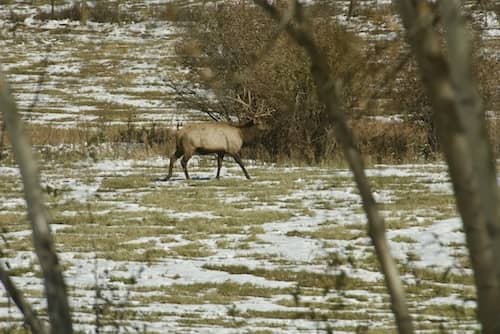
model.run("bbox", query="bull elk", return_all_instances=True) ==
[161,119,269,181]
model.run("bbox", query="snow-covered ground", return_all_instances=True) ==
[0,1,496,333]
[0,156,478,333]
[0,1,209,129]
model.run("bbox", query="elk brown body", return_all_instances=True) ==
[162,120,266,180]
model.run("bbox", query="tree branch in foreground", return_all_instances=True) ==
[0,262,47,334]
[0,72,73,333]
[394,0,500,332]
[254,1,414,333]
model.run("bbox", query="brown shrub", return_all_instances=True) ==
[350,120,429,164]
[35,1,137,23]
[392,31,500,158]
[176,1,373,163]
[175,2,498,164]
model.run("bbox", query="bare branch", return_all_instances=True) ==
[254,1,414,333]
[163,79,222,122]
[393,0,500,332]
[367,50,412,101]
[26,46,51,121]
[0,72,73,333]
[0,117,6,161]
[0,262,47,334]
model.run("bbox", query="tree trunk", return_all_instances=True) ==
[393,1,500,332]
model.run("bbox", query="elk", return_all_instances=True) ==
[161,119,268,180]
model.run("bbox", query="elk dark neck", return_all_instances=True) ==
[240,124,260,145]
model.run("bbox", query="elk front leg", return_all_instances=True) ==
[216,153,224,179]
[181,154,191,180]
[232,154,250,180]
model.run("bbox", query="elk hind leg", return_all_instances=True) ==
[232,154,250,180]
[181,153,192,180]
[162,150,182,181]
[216,153,224,179]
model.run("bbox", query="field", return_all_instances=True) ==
[0,157,477,333]
[0,1,498,333]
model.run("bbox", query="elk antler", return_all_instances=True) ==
[227,90,273,120]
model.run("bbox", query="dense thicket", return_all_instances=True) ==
[175,2,498,164]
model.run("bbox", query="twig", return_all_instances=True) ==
[163,79,222,121]
[368,50,412,101]
[172,3,290,122]
[26,47,51,120]
[0,262,47,334]
[0,118,6,160]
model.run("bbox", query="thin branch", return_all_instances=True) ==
[0,262,47,334]
[176,3,290,122]
[0,118,6,160]
[254,1,414,333]
[0,72,73,333]
[26,47,51,120]
[163,79,222,121]
[439,0,500,271]
[367,50,412,101]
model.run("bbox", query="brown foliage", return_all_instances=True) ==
[393,31,499,158]
[177,2,376,163]
[175,1,500,164]
[35,1,136,23]
[351,119,428,163]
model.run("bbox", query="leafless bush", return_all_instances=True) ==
[393,59,438,157]
[35,1,137,23]
[175,1,498,164]
[176,2,372,163]
[155,2,202,22]
[116,121,176,151]
[393,32,499,158]
[351,119,428,163]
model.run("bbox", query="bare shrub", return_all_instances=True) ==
[155,2,202,22]
[351,120,428,163]
[175,1,499,163]
[115,121,176,151]
[393,59,437,157]
[177,2,371,163]
[35,1,136,23]
[35,2,81,21]
[393,32,499,158]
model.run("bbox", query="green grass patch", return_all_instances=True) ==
[203,264,375,291]
[418,303,475,319]
[384,191,457,218]
[109,275,138,285]
[99,174,154,190]
[286,222,364,241]
[391,234,418,243]
[131,281,290,305]
[170,241,214,258]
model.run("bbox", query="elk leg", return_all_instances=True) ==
[181,154,191,180]
[216,153,224,179]
[161,150,182,181]
[232,154,251,180]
